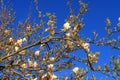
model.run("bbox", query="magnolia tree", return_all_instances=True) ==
[0,0,120,80]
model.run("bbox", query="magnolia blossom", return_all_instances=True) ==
[22,37,27,42]
[28,60,33,67]
[88,54,98,63]
[81,42,90,52]
[43,58,46,61]
[34,50,40,56]
[45,27,50,32]
[93,55,98,63]
[18,50,26,55]
[21,63,27,72]
[27,25,31,31]
[42,73,57,80]
[48,64,54,69]
[9,37,14,43]
[118,17,120,22]
[41,73,47,79]
[49,57,55,62]
[16,39,23,46]
[4,29,11,35]
[63,22,71,31]
[40,44,45,50]
[21,63,27,69]
[33,61,38,68]
[66,32,71,38]
[15,46,19,52]
[50,74,58,80]
[72,67,79,74]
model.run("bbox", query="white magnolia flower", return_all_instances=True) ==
[43,58,46,61]
[41,73,47,79]
[33,61,38,68]
[18,50,26,55]
[28,60,33,67]
[64,22,71,30]
[27,25,31,31]
[118,17,120,22]
[4,29,10,35]
[72,67,79,74]
[45,28,50,32]
[66,32,71,37]
[81,42,90,52]
[15,46,19,52]
[9,37,13,42]
[34,50,40,56]
[84,43,90,52]
[48,64,54,69]
[51,74,58,79]
[21,63,27,69]
[33,78,38,80]
[88,54,98,63]
[49,57,55,62]
[17,39,23,46]
[22,37,27,42]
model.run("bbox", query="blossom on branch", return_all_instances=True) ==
[15,46,19,52]
[49,57,55,62]
[22,37,27,42]
[81,42,90,52]
[28,60,33,67]
[18,50,26,55]
[72,67,79,74]
[34,50,40,56]
[63,22,71,32]
[33,61,38,68]
[9,37,14,43]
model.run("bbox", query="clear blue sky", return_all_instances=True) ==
[6,0,120,79]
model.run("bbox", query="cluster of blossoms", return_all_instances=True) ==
[28,59,38,68]
[72,67,83,80]
[9,37,14,43]
[19,59,39,72]
[41,72,58,80]
[63,22,71,32]
[21,63,27,72]
[14,37,27,52]
[88,53,99,64]
[47,64,54,71]
[65,32,71,38]
[81,42,90,52]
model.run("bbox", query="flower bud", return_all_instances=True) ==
[72,67,79,74]
[34,50,40,56]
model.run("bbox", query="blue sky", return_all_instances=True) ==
[5,0,120,79]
